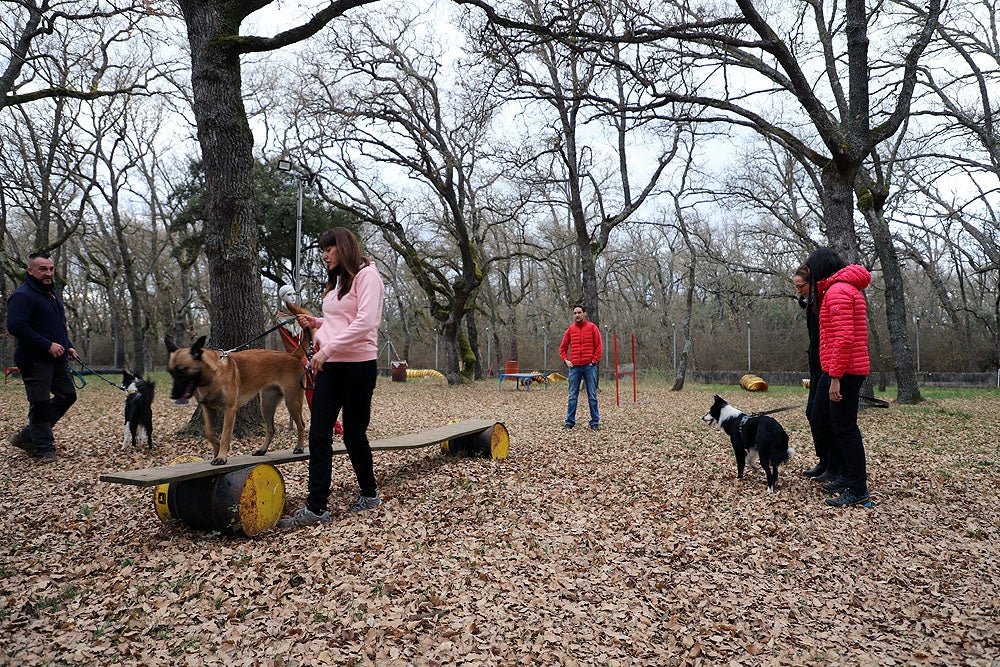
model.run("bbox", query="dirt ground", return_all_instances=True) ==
[1,374,998,666]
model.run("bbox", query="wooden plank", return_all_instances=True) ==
[100,418,497,487]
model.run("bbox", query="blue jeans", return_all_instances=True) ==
[566,364,599,427]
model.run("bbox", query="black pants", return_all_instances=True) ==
[306,360,377,513]
[806,368,822,461]
[812,373,867,494]
[19,359,77,455]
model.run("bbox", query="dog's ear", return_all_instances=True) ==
[190,335,207,359]
[123,370,135,386]
[165,337,178,354]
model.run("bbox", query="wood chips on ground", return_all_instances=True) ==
[1,377,998,666]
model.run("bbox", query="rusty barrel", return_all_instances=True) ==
[153,464,285,536]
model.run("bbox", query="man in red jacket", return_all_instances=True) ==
[559,305,603,430]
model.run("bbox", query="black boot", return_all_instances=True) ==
[801,464,826,478]
[812,468,835,483]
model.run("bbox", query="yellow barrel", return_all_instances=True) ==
[441,422,510,460]
[153,464,285,536]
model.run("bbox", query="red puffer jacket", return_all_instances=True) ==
[817,264,871,378]
[559,320,603,366]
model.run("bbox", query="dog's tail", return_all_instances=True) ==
[279,301,314,361]
[761,418,795,465]
[772,437,795,466]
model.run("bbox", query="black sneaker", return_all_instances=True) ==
[563,423,574,429]
[812,469,838,483]
[801,464,826,477]
[37,451,57,463]
[825,490,873,508]
[589,424,600,431]
[822,475,850,493]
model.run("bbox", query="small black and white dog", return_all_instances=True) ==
[702,395,795,493]
[122,371,155,450]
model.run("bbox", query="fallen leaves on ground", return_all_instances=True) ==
[1,378,998,666]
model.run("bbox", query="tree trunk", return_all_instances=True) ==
[179,0,265,436]
[861,197,923,403]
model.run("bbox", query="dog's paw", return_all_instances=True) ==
[292,447,304,454]
[211,457,227,466]
[252,448,268,456]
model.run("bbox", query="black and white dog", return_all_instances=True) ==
[122,371,155,450]
[702,395,795,493]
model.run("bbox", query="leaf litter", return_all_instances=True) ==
[1,379,998,665]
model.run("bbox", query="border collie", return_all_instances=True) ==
[702,395,795,493]
[122,371,155,450]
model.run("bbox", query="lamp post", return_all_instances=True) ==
[277,159,308,293]
[485,327,491,375]
[672,322,677,369]
[915,316,921,374]
[434,328,439,369]
[542,326,547,370]
[604,325,610,369]
[746,321,751,372]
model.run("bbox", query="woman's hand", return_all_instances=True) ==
[296,313,314,329]
[829,377,842,402]
[310,348,327,371]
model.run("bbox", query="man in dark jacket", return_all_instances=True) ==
[6,252,77,462]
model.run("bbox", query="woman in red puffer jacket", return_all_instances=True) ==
[806,247,873,508]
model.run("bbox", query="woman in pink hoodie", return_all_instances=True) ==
[806,247,873,508]
[280,227,386,527]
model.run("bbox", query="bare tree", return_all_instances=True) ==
[282,11,511,384]
[467,0,678,327]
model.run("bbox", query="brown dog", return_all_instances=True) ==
[165,335,306,465]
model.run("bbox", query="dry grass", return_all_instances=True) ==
[1,375,998,666]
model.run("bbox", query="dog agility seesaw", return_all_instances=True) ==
[100,419,509,536]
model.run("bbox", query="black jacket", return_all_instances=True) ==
[800,294,821,377]
[7,275,74,365]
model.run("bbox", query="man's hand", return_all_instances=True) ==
[67,347,78,361]
[829,377,842,402]
[565,359,572,368]
[48,342,65,358]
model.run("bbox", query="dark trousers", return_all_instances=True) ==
[806,369,822,461]
[812,373,867,494]
[19,359,77,455]
[306,360,377,513]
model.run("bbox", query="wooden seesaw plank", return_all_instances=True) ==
[100,418,498,487]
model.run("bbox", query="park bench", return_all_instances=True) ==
[100,418,509,536]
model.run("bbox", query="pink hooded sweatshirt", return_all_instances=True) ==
[312,263,384,362]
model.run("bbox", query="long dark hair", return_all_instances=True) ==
[319,227,370,300]
[805,247,846,313]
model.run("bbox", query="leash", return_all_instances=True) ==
[71,359,126,391]
[220,317,297,356]
[751,404,804,417]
